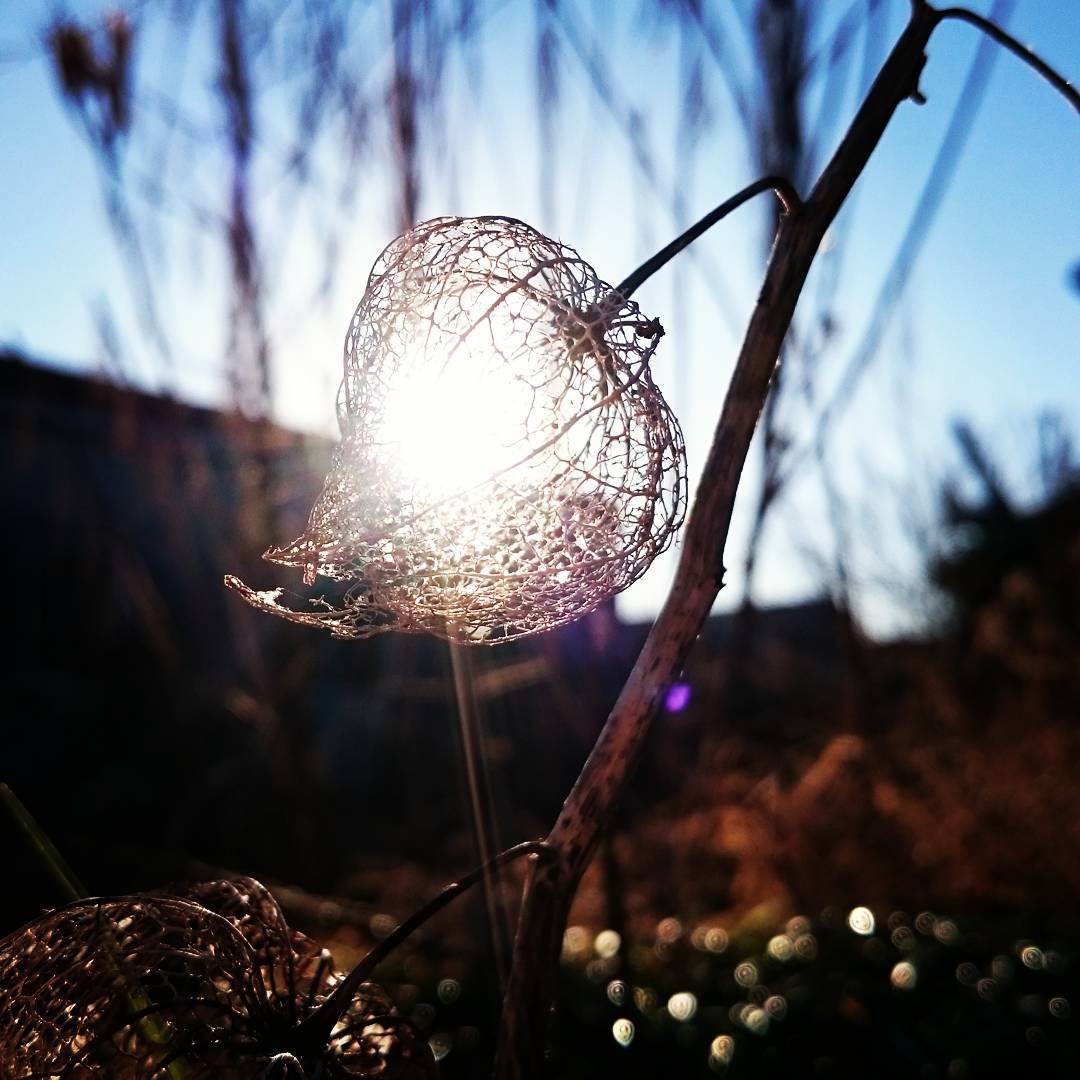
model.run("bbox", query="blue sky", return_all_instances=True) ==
[1,0,1077,635]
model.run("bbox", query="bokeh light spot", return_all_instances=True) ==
[955,962,979,985]
[704,927,730,953]
[734,962,759,987]
[764,994,788,1020]
[667,991,698,1022]
[1021,946,1045,970]
[709,1034,736,1066]
[562,926,589,959]
[847,907,875,936]
[933,918,960,945]
[740,1005,769,1035]
[429,1032,453,1061]
[595,929,622,959]
[657,917,683,943]
[767,935,794,962]
[891,961,917,990]
[891,927,915,951]
[1049,997,1071,1020]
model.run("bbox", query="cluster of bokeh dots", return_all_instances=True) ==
[338,897,1077,1076]
[546,902,1077,1077]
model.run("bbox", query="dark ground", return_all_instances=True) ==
[2,354,1078,1077]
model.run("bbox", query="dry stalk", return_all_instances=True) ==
[494,3,1077,1075]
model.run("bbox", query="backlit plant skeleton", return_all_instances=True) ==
[227,215,687,644]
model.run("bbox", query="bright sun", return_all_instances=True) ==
[379,338,535,500]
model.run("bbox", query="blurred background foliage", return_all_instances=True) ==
[1,1,1078,1076]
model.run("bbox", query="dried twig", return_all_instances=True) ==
[493,2,1080,1073]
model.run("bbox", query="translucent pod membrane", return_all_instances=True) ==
[0,878,432,1078]
[227,215,686,644]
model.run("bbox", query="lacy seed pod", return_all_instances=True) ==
[227,216,686,643]
[0,877,434,1079]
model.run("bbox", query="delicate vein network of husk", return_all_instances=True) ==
[227,215,686,644]
[0,877,434,1079]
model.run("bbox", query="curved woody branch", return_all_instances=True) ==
[493,1,1078,1074]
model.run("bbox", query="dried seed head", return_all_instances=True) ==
[0,878,433,1078]
[227,215,686,643]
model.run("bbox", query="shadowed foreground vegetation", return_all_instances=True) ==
[1,359,1078,1077]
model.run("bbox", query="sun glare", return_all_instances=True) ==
[379,340,536,500]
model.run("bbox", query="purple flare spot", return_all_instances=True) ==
[664,681,692,713]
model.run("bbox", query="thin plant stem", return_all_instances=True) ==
[0,782,86,901]
[449,640,512,996]
[935,6,1080,113]
[296,840,551,1050]
[616,176,801,299]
